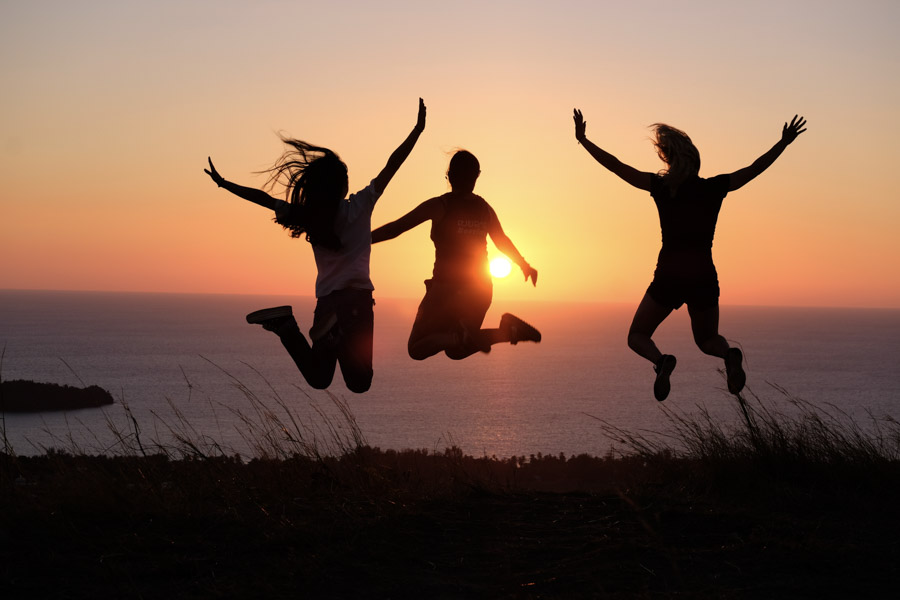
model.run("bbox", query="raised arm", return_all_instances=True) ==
[574,109,652,191]
[204,157,280,210]
[371,197,442,244]
[372,98,426,195]
[727,115,807,191]
[487,208,538,286]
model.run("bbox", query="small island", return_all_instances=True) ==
[0,379,114,412]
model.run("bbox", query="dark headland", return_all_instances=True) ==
[0,380,114,412]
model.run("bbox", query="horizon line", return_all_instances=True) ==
[1,287,898,312]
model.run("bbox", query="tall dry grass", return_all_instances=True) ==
[591,378,900,464]
[585,372,900,502]
[4,356,900,500]
[2,358,368,461]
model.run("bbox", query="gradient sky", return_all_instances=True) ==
[2,0,898,308]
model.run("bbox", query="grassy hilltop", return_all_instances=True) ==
[3,387,900,599]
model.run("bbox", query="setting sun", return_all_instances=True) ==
[490,257,512,278]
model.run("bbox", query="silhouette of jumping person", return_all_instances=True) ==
[204,99,426,393]
[372,150,541,360]
[574,109,807,400]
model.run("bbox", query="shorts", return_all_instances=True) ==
[647,274,720,310]
[647,250,720,310]
[411,278,493,335]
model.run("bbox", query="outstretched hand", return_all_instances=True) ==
[522,263,538,287]
[781,115,807,144]
[415,98,426,132]
[573,108,586,143]
[204,157,225,187]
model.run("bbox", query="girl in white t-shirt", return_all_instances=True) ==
[204,99,426,393]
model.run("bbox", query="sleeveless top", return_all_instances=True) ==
[429,192,492,284]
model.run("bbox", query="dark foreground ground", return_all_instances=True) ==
[3,448,900,599]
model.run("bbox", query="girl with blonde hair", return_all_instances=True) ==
[574,109,806,400]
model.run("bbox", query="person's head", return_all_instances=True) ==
[266,137,348,250]
[447,150,480,193]
[651,124,700,185]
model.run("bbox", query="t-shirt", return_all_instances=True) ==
[650,174,730,252]
[275,180,380,298]
[649,174,730,279]
[429,192,492,284]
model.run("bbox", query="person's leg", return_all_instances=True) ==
[687,301,745,394]
[247,305,337,389]
[687,303,728,358]
[333,289,374,393]
[443,320,499,360]
[408,321,456,360]
[629,291,677,401]
[281,326,338,389]
[406,280,533,361]
[628,292,673,364]
[407,281,457,360]
[443,282,495,360]
[458,313,543,358]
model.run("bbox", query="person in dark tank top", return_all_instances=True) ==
[373,150,541,360]
[574,109,807,401]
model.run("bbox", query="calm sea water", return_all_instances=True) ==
[2,290,899,458]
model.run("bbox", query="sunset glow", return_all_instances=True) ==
[1,1,899,308]
[490,257,512,279]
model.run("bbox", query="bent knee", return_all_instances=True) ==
[695,336,727,358]
[346,378,372,394]
[307,376,333,390]
[408,339,439,361]
[444,347,468,360]
[693,335,710,351]
[627,331,646,351]
[407,345,430,361]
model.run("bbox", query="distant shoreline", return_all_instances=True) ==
[0,379,114,413]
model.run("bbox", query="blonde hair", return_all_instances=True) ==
[651,124,700,191]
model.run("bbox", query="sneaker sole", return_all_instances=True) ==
[246,306,293,324]
[501,313,542,344]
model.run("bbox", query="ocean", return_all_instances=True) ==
[1,290,899,458]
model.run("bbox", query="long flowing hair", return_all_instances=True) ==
[651,124,700,194]
[263,137,347,250]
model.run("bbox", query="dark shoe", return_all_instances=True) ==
[500,313,541,345]
[246,306,296,333]
[653,354,677,401]
[725,347,746,394]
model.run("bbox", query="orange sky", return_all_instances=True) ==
[2,1,899,308]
